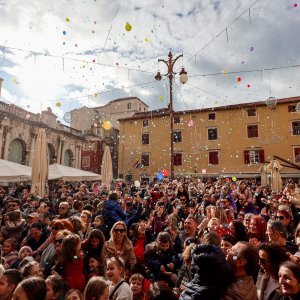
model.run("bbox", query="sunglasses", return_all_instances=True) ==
[55,239,63,244]
[114,228,126,233]
[275,216,285,221]
[52,226,62,231]
[259,257,269,265]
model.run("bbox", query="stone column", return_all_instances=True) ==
[3,126,12,160]
[60,141,65,165]
[28,132,37,166]
[78,145,82,169]
[0,125,3,159]
[57,138,62,164]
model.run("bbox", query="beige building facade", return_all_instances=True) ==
[118,97,300,181]
[0,102,84,168]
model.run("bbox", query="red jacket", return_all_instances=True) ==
[63,257,86,291]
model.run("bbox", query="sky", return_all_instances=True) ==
[0,0,299,124]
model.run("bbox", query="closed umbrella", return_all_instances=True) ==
[101,145,113,186]
[259,163,269,187]
[266,159,283,193]
[31,128,48,197]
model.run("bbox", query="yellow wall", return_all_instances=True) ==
[118,100,300,180]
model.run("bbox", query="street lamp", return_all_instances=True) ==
[155,51,188,180]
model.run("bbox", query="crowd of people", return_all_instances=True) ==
[0,177,300,300]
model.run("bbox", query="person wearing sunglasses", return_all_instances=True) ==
[256,243,288,300]
[275,204,294,243]
[101,221,136,270]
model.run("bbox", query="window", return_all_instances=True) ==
[247,108,256,116]
[292,121,300,135]
[142,133,150,145]
[247,125,259,138]
[209,151,219,165]
[173,131,182,143]
[141,153,149,166]
[142,120,148,127]
[174,153,182,166]
[288,105,297,112]
[294,147,300,163]
[208,113,216,120]
[82,157,90,167]
[244,149,265,164]
[208,128,218,140]
[174,116,181,124]
[127,102,131,109]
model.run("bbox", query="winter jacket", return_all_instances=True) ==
[1,219,26,241]
[144,242,181,282]
[222,276,257,300]
[103,199,126,225]
[3,250,19,267]
[180,244,234,300]
[101,238,136,268]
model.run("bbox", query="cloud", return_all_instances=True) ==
[0,0,299,119]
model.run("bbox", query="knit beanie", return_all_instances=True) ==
[18,246,33,259]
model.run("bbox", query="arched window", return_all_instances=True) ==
[8,139,25,164]
[64,149,73,167]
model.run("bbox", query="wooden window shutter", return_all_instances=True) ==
[244,150,250,164]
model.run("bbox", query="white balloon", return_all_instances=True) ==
[134,180,140,188]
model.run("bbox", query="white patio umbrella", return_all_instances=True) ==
[0,159,31,182]
[49,164,101,181]
[31,128,48,197]
[101,145,113,186]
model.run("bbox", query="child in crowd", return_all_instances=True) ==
[87,255,103,278]
[129,273,145,300]
[2,238,19,267]
[106,256,133,300]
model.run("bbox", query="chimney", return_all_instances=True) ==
[0,78,3,97]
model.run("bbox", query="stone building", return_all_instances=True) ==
[118,96,300,182]
[0,102,84,168]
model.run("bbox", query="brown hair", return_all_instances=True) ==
[84,277,108,300]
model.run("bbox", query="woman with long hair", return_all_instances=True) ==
[101,221,136,270]
[53,234,86,292]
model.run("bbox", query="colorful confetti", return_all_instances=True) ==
[56,102,62,107]
[125,22,132,32]
[159,96,164,101]
[188,120,195,127]
[63,31,67,35]
[237,77,241,82]
[66,18,70,22]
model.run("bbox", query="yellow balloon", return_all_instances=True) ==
[56,102,61,107]
[102,121,112,130]
[159,96,164,101]
[232,177,237,182]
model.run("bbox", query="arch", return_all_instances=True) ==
[63,149,73,167]
[8,138,26,164]
[47,143,56,165]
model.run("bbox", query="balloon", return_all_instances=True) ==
[162,169,168,177]
[232,177,237,182]
[55,102,61,107]
[102,121,112,130]
[159,96,164,101]
[134,180,140,188]
[157,172,163,180]
[225,177,230,182]
[125,22,132,31]
[66,18,70,22]
[188,120,194,127]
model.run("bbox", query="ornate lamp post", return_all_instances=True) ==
[155,52,188,180]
